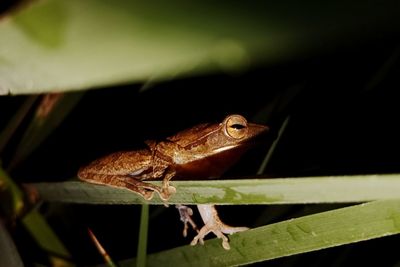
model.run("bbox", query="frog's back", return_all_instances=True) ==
[78,150,152,178]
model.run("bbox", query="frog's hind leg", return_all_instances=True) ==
[190,204,249,250]
[78,173,162,201]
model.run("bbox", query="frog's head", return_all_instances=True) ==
[168,114,268,154]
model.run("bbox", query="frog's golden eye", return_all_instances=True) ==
[224,114,248,139]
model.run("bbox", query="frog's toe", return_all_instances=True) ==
[159,191,171,201]
[190,236,202,246]
[142,191,154,200]
[167,185,176,194]
[190,226,230,249]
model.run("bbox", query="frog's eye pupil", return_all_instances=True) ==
[230,124,246,130]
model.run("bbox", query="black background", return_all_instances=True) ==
[2,2,400,266]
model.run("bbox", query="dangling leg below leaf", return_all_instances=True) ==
[176,205,199,237]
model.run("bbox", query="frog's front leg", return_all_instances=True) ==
[160,168,177,200]
[190,204,249,250]
[78,173,163,200]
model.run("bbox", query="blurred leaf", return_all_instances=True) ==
[7,92,83,170]
[30,174,400,205]
[117,199,400,266]
[1,0,400,94]
[22,210,71,262]
[0,221,24,267]
[0,168,71,263]
[0,167,24,218]
[0,95,38,155]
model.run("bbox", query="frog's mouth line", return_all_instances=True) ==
[214,140,259,153]
[213,145,237,153]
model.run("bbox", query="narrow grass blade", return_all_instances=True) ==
[363,45,400,93]
[0,221,24,267]
[120,200,400,266]
[88,228,117,267]
[257,115,290,174]
[8,92,83,170]
[137,204,149,267]
[31,174,400,205]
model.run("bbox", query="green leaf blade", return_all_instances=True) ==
[2,0,399,94]
[121,200,400,266]
[30,174,400,205]
[136,204,149,267]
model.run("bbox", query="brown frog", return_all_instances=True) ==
[78,114,268,249]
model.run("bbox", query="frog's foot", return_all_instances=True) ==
[160,185,176,201]
[176,205,199,237]
[140,190,154,200]
[78,174,160,201]
[160,171,177,201]
[190,223,248,250]
[123,178,163,201]
[122,177,176,202]
[190,204,249,250]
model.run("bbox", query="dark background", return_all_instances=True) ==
[2,37,400,266]
[2,1,400,266]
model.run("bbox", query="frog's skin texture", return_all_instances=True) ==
[78,114,268,249]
